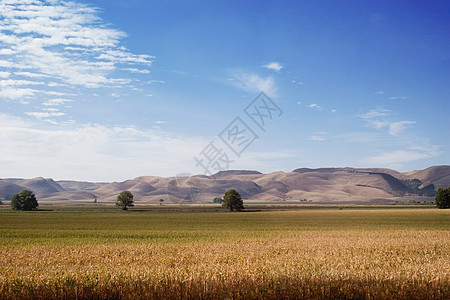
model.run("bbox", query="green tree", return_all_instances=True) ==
[11,189,38,211]
[435,186,450,209]
[222,189,244,211]
[213,197,222,204]
[116,190,134,210]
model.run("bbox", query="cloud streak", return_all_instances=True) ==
[360,108,416,136]
[365,150,433,165]
[229,70,277,97]
[0,0,154,103]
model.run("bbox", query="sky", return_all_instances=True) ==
[0,0,449,181]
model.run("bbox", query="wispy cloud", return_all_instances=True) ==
[360,108,390,119]
[364,149,434,165]
[0,0,154,105]
[263,62,283,72]
[388,96,410,100]
[388,121,416,136]
[229,70,277,97]
[291,79,304,85]
[360,108,415,136]
[122,68,151,74]
[0,87,39,101]
[309,131,327,141]
[26,111,65,119]
[42,99,72,106]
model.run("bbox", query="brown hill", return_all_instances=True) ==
[1,166,448,204]
[57,180,107,192]
[403,165,450,189]
[0,177,66,197]
[0,182,23,200]
[21,177,66,196]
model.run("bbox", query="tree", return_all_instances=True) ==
[222,189,244,211]
[213,197,222,204]
[116,191,134,210]
[11,190,38,211]
[435,186,450,209]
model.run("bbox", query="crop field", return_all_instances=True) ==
[0,208,449,299]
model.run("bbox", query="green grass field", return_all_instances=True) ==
[0,208,449,299]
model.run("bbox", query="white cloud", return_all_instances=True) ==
[331,109,337,113]
[122,68,151,74]
[0,49,15,55]
[0,87,38,100]
[44,108,60,112]
[44,91,72,96]
[389,96,410,100]
[360,108,390,119]
[360,108,415,136]
[15,71,49,78]
[0,79,44,87]
[26,111,65,119]
[0,59,15,67]
[0,71,10,78]
[308,103,321,110]
[309,135,325,141]
[148,79,166,84]
[375,90,385,95]
[388,121,416,136]
[229,70,277,97]
[48,82,66,87]
[0,0,154,99]
[309,131,327,141]
[263,62,283,72]
[291,80,305,85]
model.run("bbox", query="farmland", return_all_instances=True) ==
[0,208,449,299]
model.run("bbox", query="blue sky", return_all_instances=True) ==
[0,0,449,181]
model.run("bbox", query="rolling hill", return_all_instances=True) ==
[0,166,449,204]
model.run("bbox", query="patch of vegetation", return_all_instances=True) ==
[400,179,436,196]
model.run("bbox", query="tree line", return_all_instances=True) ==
[4,187,450,210]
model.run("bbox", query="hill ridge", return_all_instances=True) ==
[1,166,449,204]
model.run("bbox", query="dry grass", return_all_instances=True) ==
[0,209,449,299]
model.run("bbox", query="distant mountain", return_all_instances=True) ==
[1,166,449,204]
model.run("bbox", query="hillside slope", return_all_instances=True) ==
[1,166,448,204]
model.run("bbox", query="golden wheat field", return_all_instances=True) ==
[0,208,449,299]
